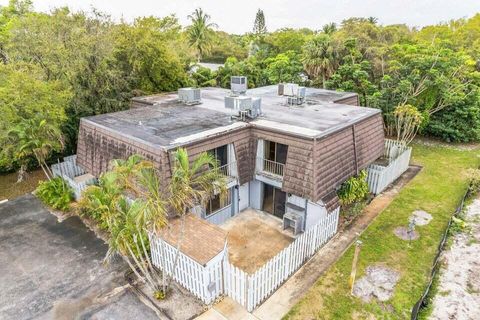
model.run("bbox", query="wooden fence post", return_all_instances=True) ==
[349,239,363,295]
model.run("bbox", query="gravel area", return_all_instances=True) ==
[430,198,480,319]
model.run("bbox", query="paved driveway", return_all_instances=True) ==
[0,194,158,320]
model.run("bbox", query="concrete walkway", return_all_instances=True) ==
[197,166,420,320]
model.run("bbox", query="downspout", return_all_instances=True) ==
[352,124,359,175]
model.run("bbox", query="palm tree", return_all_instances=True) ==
[166,148,226,287]
[6,118,64,181]
[186,8,218,62]
[106,197,165,295]
[302,34,337,88]
[367,16,379,25]
[99,155,168,296]
[322,22,337,35]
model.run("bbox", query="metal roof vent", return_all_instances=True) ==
[178,88,201,105]
[230,76,247,95]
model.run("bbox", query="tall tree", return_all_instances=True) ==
[167,148,226,288]
[322,22,337,35]
[5,118,64,181]
[186,8,218,62]
[0,64,69,173]
[0,0,32,63]
[253,9,267,35]
[302,34,338,88]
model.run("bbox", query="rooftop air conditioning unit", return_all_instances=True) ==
[298,86,306,99]
[250,97,262,118]
[178,88,201,105]
[283,83,299,96]
[225,95,252,111]
[231,76,247,95]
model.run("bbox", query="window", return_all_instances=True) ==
[206,189,232,216]
[264,140,288,164]
[208,144,228,167]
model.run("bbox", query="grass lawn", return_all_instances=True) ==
[0,169,45,201]
[285,142,480,320]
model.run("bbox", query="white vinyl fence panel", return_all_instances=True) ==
[383,139,408,161]
[224,207,340,311]
[206,205,233,225]
[51,155,97,200]
[149,208,340,311]
[149,234,225,304]
[367,145,412,195]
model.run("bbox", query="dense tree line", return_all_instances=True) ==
[0,0,479,174]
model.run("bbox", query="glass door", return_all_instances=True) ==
[262,183,286,219]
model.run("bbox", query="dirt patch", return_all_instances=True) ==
[430,198,480,319]
[137,280,205,320]
[393,226,419,241]
[409,210,432,226]
[221,209,294,273]
[352,265,400,302]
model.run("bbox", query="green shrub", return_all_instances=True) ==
[337,170,369,206]
[36,177,74,211]
[76,172,122,230]
[467,168,480,194]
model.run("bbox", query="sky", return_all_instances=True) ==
[2,0,480,34]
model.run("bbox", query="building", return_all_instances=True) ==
[74,81,385,309]
[76,84,382,229]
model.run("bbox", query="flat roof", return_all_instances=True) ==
[83,85,380,149]
[157,214,227,266]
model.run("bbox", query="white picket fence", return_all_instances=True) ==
[383,139,408,161]
[51,155,97,200]
[149,233,225,304]
[367,143,412,195]
[223,207,340,311]
[149,207,340,311]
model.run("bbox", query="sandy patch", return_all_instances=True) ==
[393,226,419,241]
[430,198,480,319]
[352,265,400,302]
[410,210,432,226]
[220,209,294,273]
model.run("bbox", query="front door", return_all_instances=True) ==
[262,183,286,219]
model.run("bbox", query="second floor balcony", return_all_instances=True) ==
[256,157,285,179]
[213,160,238,187]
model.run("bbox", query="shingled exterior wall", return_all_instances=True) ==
[76,119,171,190]
[313,113,385,204]
[252,128,315,200]
[76,113,384,208]
[334,95,360,106]
[171,127,255,185]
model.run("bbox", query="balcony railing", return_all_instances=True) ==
[257,157,285,177]
[215,161,237,177]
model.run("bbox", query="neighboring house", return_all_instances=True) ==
[77,84,382,228]
[74,81,385,310]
